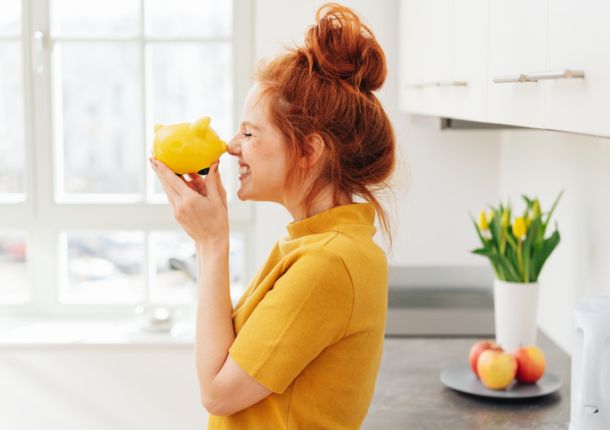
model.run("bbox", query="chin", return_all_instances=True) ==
[236,187,255,201]
[237,189,272,203]
[236,189,247,201]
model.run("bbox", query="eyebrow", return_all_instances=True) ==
[241,121,259,131]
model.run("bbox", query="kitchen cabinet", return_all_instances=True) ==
[399,0,610,138]
[447,0,488,121]
[399,0,487,121]
[487,0,548,129]
[545,0,610,137]
[399,0,453,117]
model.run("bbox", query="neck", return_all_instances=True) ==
[285,185,352,221]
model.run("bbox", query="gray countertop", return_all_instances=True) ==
[362,331,571,429]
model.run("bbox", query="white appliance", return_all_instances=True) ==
[569,296,610,430]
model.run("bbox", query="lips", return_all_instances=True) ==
[238,161,251,175]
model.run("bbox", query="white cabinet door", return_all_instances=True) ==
[399,0,453,117]
[487,0,548,128]
[447,0,488,121]
[399,0,488,121]
[545,0,610,137]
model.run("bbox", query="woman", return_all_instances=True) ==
[150,3,395,429]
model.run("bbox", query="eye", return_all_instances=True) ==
[242,132,252,138]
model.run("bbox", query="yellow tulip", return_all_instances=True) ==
[513,217,527,239]
[501,210,510,228]
[532,199,541,218]
[479,210,489,231]
[488,210,495,222]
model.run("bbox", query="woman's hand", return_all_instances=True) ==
[149,156,229,249]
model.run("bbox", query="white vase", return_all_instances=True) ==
[493,279,539,352]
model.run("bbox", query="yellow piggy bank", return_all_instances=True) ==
[153,116,227,175]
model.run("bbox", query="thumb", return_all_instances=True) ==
[214,162,227,206]
[204,161,222,200]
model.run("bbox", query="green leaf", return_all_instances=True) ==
[488,251,520,282]
[470,212,488,247]
[522,218,541,283]
[505,229,519,251]
[530,242,543,281]
[543,189,564,231]
[533,230,561,279]
[489,212,502,252]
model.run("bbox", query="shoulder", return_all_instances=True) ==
[286,241,353,283]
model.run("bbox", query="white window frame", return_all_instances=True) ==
[0,0,255,317]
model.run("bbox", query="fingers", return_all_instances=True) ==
[204,161,226,206]
[149,156,225,211]
[215,163,227,207]
[149,157,186,203]
[183,173,207,196]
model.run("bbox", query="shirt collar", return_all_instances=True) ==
[286,202,376,239]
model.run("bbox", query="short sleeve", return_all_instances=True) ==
[228,250,354,394]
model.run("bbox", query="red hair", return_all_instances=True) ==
[256,3,396,243]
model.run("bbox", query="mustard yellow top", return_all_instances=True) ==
[207,202,388,430]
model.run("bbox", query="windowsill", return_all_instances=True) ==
[0,316,196,348]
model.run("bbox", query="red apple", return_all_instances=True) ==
[469,340,503,378]
[477,349,518,390]
[512,345,546,384]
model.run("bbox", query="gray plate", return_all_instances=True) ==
[440,362,562,399]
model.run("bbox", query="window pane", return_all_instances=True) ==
[150,43,232,196]
[0,0,21,36]
[0,233,28,303]
[55,42,142,196]
[150,231,195,304]
[50,0,139,37]
[150,43,231,134]
[0,42,25,197]
[145,0,231,38]
[61,231,145,303]
[150,231,245,306]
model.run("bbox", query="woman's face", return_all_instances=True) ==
[227,84,292,203]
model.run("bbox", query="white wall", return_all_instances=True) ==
[250,0,503,270]
[498,129,610,353]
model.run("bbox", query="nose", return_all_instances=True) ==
[227,135,241,157]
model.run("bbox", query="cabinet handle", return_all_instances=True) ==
[493,69,585,84]
[408,80,467,89]
[526,69,585,81]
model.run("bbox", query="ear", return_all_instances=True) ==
[299,134,326,168]
[192,116,211,132]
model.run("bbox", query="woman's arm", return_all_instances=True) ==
[194,241,235,406]
[150,157,272,416]
[195,241,274,416]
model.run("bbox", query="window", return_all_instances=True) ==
[0,0,254,314]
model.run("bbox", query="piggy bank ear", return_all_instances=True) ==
[192,116,211,132]
[154,124,163,133]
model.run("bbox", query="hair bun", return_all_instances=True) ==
[303,3,386,92]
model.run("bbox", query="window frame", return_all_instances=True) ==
[0,0,255,317]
